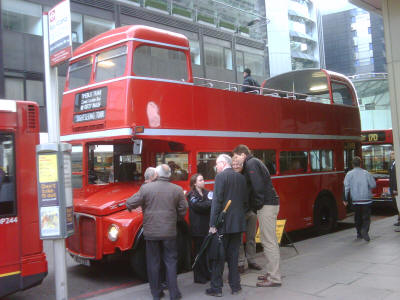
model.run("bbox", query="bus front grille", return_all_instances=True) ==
[67,214,96,258]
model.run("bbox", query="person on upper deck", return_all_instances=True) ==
[241,68,260,93]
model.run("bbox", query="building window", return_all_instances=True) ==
[369,43,373,50]
[236,44,265,77]
[5,78,24,100]
[71,13,83,43]
[204,36,232,70]
[1,0,42,36]
[352,30,357,37]
[26,80,44,107]
[368,27,371,34]
[236,50,244,73]
[189,40,201,65]
[224,48,233,70]
[83,16,114,42]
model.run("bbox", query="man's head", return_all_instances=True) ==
[244,68,251,77]
[391,151,395,161]
[155,164,172,178]
[215,154,232,173]
[352,156,362,168]
[144,167,157,183]
[232,144,251,165]
[232,157,243,173]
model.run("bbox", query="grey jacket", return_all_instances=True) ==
[126,177,188,240]
[344,167,376,205]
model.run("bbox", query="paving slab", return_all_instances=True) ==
[89,216,400,300]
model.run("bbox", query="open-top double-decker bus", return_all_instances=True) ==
[60,25,361,280]
[0,100,47,297]
[361,129,394,203]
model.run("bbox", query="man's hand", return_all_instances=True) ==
[209,227,217,234]
[343,201,348,207]
[394,191,398,196]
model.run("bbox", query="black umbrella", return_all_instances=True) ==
[192,200,232,269]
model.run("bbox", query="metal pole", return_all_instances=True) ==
[0,0,5,98]
[42,12,68,300]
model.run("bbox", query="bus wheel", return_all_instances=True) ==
[129,239,148,282]
[313,196,337,234]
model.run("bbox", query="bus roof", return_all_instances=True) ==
[71,25,190,61]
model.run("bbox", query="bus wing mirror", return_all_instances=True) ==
[133,139,143,155]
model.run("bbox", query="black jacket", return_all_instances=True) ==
[243,155,279,210]
[188,188,212,237]
[242,75,260,93]
[209,168,247,233]
[390,161,397,196]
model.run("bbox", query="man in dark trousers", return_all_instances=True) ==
[126,164,188,300]
[344,156,376,241]
[206,154,247,297]
[232,145,282,287]
[241,68,260,93]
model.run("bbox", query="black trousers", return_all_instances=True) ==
[193,236,211,283]
[354,204,371,236]
[210,232,241,293]
[146,239,181,300]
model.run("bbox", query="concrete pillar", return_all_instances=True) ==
[382,0,400,201]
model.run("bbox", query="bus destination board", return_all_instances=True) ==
[361,131,386,143]
[74,87,107,112]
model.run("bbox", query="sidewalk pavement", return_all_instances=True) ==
[91,217,400,300]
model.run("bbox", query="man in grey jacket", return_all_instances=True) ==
[344,156,376,241]
[126,164,188,300]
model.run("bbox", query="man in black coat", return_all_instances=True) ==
[241,68,260,93]
[206,154,247,297]
[233,144,282,287]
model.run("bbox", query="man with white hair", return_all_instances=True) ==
[206,154,247,297]
[144,167,157,183]
[126,164,188,300]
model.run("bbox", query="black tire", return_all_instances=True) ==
[129,239,148,281]
[313,196,337,234]
[129,227,191,281]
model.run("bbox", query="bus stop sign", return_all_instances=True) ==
[36,143,74,239]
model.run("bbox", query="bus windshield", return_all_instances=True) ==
[88,144,142,185]
[362,144,393,176]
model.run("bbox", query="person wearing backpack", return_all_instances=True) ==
[241,68,260,93]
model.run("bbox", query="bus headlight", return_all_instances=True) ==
[108,224,119,242]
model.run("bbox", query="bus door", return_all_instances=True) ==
[0,132,20,285]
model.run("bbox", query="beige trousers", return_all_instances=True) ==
[257,205,281,283]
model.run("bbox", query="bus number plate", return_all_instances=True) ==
[74,110,105,123]
[73,256,91,266]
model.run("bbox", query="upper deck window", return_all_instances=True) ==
[133,45,188,81]
[0,133,16,217]
[95,46,127,82]
[68,57,93,90]
[264,70,331,104]
[331,82,354,106]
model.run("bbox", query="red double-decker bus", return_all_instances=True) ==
[60,25,361,280]
[361,129,394,203]
[0,100,47,297]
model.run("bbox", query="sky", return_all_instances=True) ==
[318,0,357,15]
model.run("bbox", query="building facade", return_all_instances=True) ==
[266,0,323,77]
[0,0,268,132]
[323,7,386,76]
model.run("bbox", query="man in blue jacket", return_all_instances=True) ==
[344,156,376,241]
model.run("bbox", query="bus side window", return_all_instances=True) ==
[133,45,188,82]
[0,133,16,216]
[253,150,276,175]
[332,82,354,106]
[156,153,189,181]
[279,151,308,174]
[197,152,224,180]
[310,150,333,172]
